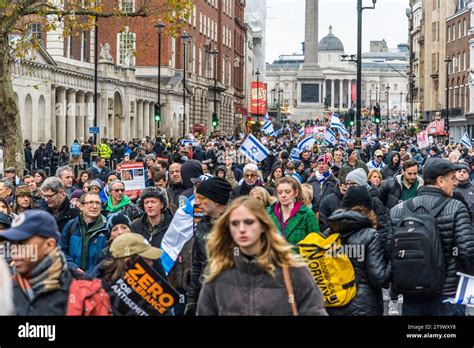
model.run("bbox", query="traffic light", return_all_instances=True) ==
[373,104,381,124]
[212,112,219,128]
[154,103,161,122]
[349,110,355,127]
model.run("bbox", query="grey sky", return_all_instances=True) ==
[266,0,409,63]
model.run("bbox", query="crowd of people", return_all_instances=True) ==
[0,122,474,316]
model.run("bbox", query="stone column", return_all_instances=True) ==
[49,85,56,142]
[137,100,143,138]
[304,0,319,64]
[76,92,85,142]
[143,102,150,137]
[330,79,335,108]
[339,79,343,109]
[85,93,94,137]
[56,88,66,147]
[322,80,326,104]
[66,90,76,147]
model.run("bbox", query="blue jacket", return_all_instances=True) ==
[71,143,81,157]
[60,215,109,275]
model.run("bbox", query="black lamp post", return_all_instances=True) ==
[271,87,276,109]
[155,21,165,133]
[385,83,390,130]
[210,47,219,128]
[93,14,99,145]
[181,32,191,138]
[375,85,379,104]
[445,56,452,144]
[399,91,403,127]
[356,0,377,148]
[255,69,261,123]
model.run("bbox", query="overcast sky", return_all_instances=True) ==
[266,0,409,63]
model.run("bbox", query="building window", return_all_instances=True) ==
[394,84,398,92]
[81,31,85,61]
[119,0,134,13]
[117,28,136,67]
[464,19,467,36]
[448,25,451,42]
[199,12,202,33]
[29,23,42,41]
[459,53,461,72]
[198,48,202,76]
[463,51,466,70]
[459,21,462,39]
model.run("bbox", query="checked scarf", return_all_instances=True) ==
[370,159,384,170]
[316,170,332,185]
[15,247,68,302]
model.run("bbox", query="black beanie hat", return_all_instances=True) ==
[196,177,232,205]
[138,187,168,211]
[341,186,373,210]
[106,212,132,234]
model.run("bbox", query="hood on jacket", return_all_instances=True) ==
[395,173,424,188]
[386,151,400,169]
[181,160,204,190]
[327,209,373,236]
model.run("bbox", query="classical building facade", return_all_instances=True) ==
[265,27,409,124]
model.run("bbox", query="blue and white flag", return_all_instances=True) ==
[274,127,284,137]
[461,132,472,148]
[339,132,348,144]
[290,147,301,161]
[444,273,474,306]
[262,120,275,136]
[298,126,305,138]
[330,114,349,136]
[264,112,270,123]
[324,128,337,146]
[160,196,195,275]
[181,139,199,147]
[239,133,270,163]
[298,136,316,151]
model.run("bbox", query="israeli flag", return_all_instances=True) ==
[330,114,349,136]
[239,134,270,163]
[461,132,472,148]
[298,136,316,151]
[290,148,301,161]
[274,128,284,137]
[444,273,474,306]
[298,126,305,138]
[160,196,195,275]
[264,112,270,123]
[181,139,199,147]
[262,120,275,136]
[339,132,348,144]
[324,128,337,146]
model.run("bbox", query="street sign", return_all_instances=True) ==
[89,127,100,134]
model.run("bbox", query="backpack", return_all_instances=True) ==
[298,232,357,307]
[391,197,450,296]
[66,278,112,316]
[71,143,81,157]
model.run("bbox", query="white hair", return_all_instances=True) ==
[243,163,259,174]
[0,257,13,315]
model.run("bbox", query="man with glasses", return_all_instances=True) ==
[367,149,386,171]
[40,177,80,232]
[60,192,108,276]
[103,180,141,220]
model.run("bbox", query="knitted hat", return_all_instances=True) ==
[341,186,373,210]
[145,153,157,162]
[345,168,368,186]
[106,212,132,234]
[71,190,85,200]
[138,187,168,211]
[14,185,32,197]
[293,160,303,169]
[317,154,330,164]
[458,161,471,174]
[106,171,121,182]
[196,177,232,205]
[89,180,102,189]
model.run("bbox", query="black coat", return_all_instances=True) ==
[24,147,33,166]
[132,209,173,248]
[326,210,390,316]
[306,174,338,214]
[167,181,185,207]
[390,186,474,294]
[12,264,74,315]
[33,147,46,169]
[318,183,344,232]
[40,197,80,233]
[381,151,400,179]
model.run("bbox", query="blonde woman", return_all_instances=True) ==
[197,196,327,316]
[301,183,314,209]
[249,186,276,208]
[368,169,383,189]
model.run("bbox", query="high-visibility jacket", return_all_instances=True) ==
[98,142,112,159]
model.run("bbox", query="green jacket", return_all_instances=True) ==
[267,203,320,246]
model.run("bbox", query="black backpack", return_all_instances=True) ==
[391,196,450,296]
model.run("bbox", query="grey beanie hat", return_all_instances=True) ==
[138,187,168,211]
[145,153,157,162]
[345,168,368,186]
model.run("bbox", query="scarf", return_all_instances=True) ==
[15,247,68,302]
[105,195,132,213]
[371,160,384,169]
[316,170,332,185]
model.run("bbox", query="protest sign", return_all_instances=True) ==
[109,257,180,316]
[119,162,146,197]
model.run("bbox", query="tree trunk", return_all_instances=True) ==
[0,32,25,175]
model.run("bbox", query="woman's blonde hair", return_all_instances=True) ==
[249,187,276,207]
[368,169,383,181]
[276,177,304,203]
[204,196,304,283]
